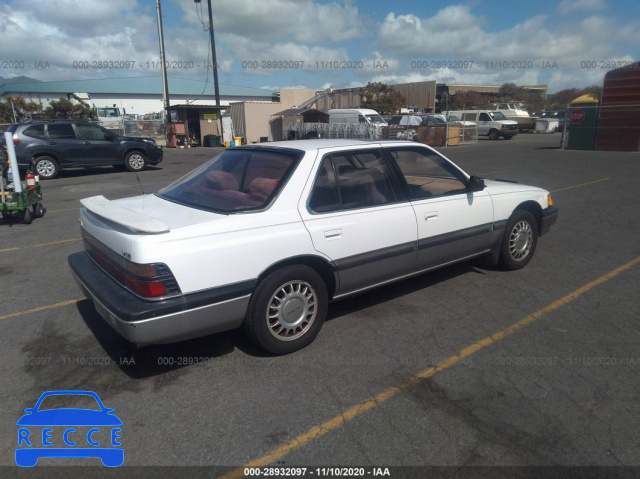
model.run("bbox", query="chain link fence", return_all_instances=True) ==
[287,122,380,140]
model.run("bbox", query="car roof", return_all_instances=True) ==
[235,139,424,152]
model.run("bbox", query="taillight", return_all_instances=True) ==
[83,231,180,299]
[13,139,20,145]
[125,278,168,297]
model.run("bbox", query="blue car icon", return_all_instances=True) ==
[16,390,123,467]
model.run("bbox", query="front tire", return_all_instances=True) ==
[33,156,59,179]
[124,151,147,172]
[243,265,328,355]
[488,129,499,140]
[499,210,538,270]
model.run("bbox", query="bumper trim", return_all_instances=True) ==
[539,205,559,236]
[69,251,251,345]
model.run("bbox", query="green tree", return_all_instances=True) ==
[448,90,493,110]
[498,82,525,101]
[0,95,43,122]
[360,82,406,114]
[546,86,601,110]
[43,98,94,119]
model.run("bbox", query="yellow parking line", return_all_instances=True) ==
[0,238,81,253]
[33,238,82,248]
[0,298,83,321]
[552,177,609,192]
[221,254,640,479]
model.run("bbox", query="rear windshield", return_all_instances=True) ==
[157,148,301,213]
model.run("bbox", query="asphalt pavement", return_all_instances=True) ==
[1,134,638,478]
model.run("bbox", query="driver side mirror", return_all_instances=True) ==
[468,175,485,192]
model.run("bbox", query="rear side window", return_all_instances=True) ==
[308,150,398,213]
[157,148,301,213]
[47,123,76,139]
[23,125,46,139]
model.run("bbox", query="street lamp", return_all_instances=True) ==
[195,0,224,142]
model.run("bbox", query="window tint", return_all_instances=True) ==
[23,124,46,139]
[479,113,491,121]
[389,147,467,199]
[47,123,76,139]
[76,124,108,141]
[308,160,339,212]
[308,150,397,213]
[157,149,299,213]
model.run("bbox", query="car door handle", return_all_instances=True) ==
[324,229,342,239]
[424,212,439,220]
[83,141,91,145]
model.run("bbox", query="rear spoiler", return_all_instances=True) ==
[80,195,170,234]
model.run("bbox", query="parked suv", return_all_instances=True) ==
[0,120,163,179]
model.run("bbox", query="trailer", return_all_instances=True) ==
[1,132,46,224]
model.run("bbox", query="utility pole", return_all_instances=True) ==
[196,0,224,142]
[156,0,170,121]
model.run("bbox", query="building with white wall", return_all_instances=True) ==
[0,76,275,117]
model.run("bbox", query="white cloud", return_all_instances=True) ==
[177,0,368,43]
[557,0,607,15]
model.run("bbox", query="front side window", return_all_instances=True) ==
[388,147,468,200]
[157,148,300,213]
[479,113,491,121]
[489,111,508,121]
[76,124,109,141]
[308,150,397,213]
[96,108,120,118]
[365,114,386,124]
[46,123,76,139]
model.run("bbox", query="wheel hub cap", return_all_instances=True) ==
[267,281,317,341]
[509,221,532,261]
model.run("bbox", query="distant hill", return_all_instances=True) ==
[0,76,41,87]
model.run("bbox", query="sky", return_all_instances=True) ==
[0,0,638,93]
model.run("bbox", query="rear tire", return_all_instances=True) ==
[33,203,45,218]
[499,210,538,270]
[243,265,328,355]
[33,156,59,179]
[22,208,32,224]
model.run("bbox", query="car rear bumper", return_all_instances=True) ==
[68,252,250,345]
[539,206,558,236]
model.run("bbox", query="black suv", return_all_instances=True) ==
[0,120,163,179]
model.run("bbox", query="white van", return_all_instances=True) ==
[446,110,518,140]
[328,109,388,129]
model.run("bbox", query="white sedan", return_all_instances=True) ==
[69,140,558,355]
